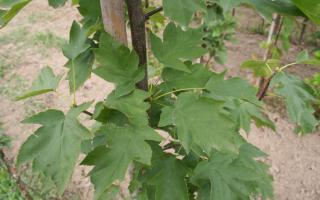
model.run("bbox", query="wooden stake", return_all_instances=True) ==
[100,0,128,45]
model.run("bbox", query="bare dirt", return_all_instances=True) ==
[0,1,319,200]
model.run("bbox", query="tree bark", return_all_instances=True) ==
[257,14,282,100]
[126,0,148,91]
[100,0,128,45]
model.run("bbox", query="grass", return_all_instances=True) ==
[0,28,30,46]
[0,127,24,200]
[28,12,54,24]
[32,31,67,49]
[0,165,24,200]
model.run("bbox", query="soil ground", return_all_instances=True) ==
[0,1,319,199]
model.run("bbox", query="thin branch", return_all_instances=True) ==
[153,88,205,100]
[257,73,276,100]
[144,6,163,20]
[0,149,32,200]
[82,110,93,117]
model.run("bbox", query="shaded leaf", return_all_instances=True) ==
[205,75,261,106]
[103,89,150,126]
[292,0,320,25]
[81,124,161,200]
[65,49,94,92]
[78,0,102,28]
[48,0,67,8]
[225,99,275,133]
[191,143,273,200]
[142,143,189,200]
[93,32,144,97]
[161,61,218,90]
[271,72,318,134]
[159,92,243,153]
[245,0,304,21]
[163,0,206,26]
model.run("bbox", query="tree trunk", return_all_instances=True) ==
[100,0,128,45]
[126,0,149,91]
[257,14,283,100]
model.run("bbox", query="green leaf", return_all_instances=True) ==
[292,0,320,25]
[241,59,279,78]
[159,92,243,153]
[17,103,92,194]
[65,49,94,92]
[163,0,206,26]
[218,0,243,12]
[205,75,261,106]
[104,89,150,126]
[78,0,102,27]
[63,21,90,60]
[271,72,318,134]
[245,0,304,21]
[0,0,31,28]
[296,50,309,63]
[142,143,189,200]
[225,99,275,133]
[81,124,161,200]
[161,61,218,90]
[191,143,273,200]
[16,67,61,100]
[48,0,67,8]
[151,23,207,72]
[93,32,144,97]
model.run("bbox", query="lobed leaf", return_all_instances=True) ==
[16,67,61,100]
[292,0,320,25]
[93,32,144,97]
[78,0,102,28]
[81,124,161,200]
[17,103,92,194]
[191,143,273,200]
[159,92,244,154]
[162,0,206,26]
[141,143,189,200]
[63,21,90,60]
[271,72,318,134]
[48,0,67,8]
[0,0,31,28]
[151,22,207,72]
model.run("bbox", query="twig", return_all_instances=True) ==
[144,6,163,20]
[82,110,93,117]
[257,14,282,100]
[257,73,276,100]
[299,18,308,45]
[0,149,32,200]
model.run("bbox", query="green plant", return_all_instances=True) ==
[2,0,320,200]
[32,31,67,49]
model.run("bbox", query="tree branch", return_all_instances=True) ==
[126,0,149,91]
[82,110,93,117]
[0,149,32,200]
[144,6,163,20]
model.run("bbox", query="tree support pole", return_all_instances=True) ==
[126,0,149,91]
[100,0,128,45]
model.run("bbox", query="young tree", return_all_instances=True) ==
[1,0,320,199]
